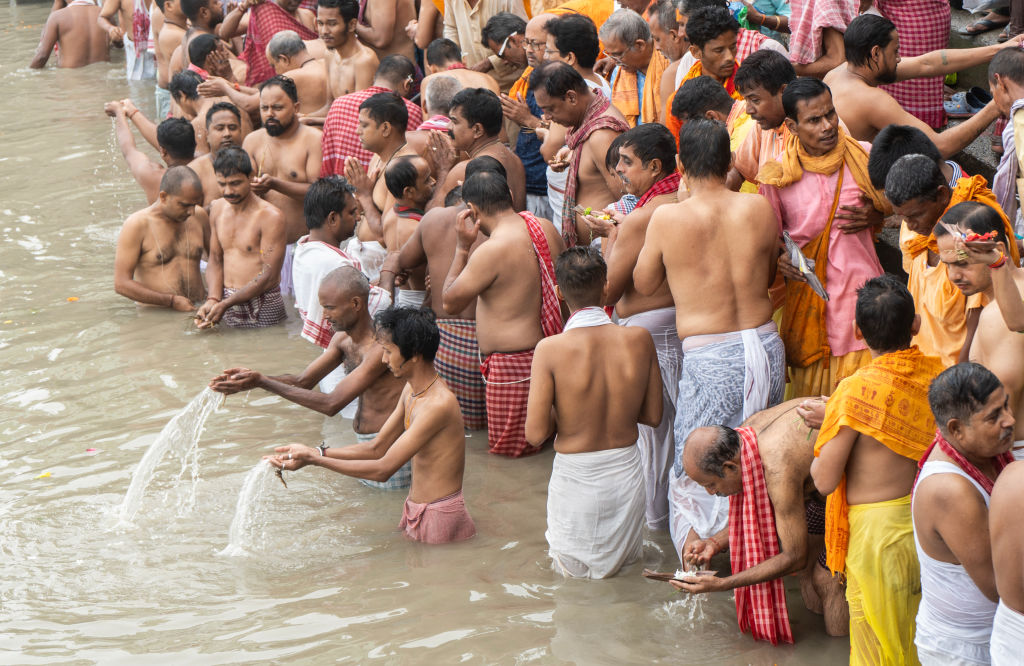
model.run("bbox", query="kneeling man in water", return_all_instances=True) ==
[267,307,476,545]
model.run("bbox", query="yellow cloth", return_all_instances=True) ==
[813,347,943,576]
[757,128,892,217]
[664,61,743,141]
[610,49,669,127]
[846,496,921,666]
[545,0,614,26]
[432,0,444,13]
[787,349,871,399]
[509,65,533,100]
[727,100,757,193]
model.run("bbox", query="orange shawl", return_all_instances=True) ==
[813,347,944,576]
[509,65,533,100]
[902,174,1020,266]
[665,62,742,144]
[610,49,669,127]
[546,0,614,25]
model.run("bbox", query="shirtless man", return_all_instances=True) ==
[242,75,323,244]
[380,155,435,308]
[421,38,501,106]
[97,0,156,80]
[114,166,209,311]
[174,0,246,83]
[266,307,476,543]
[527,246,662,579]
[210,266,412,489]
[443,170,565,458]
[634,119,784,555]
[154,0,188,117]
[105,102,196,204]
[170,69,253,156]
[824,14,1024,158]
[356,0,416,63]
[188,102,245,206]
[309,0,378,118]
[195,147,287,329]
[530,62,628,248]
[30,0,109,69]
[990,461,1024,663]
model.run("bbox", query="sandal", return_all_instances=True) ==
[960,17,1009,36]
[944,88,991,119]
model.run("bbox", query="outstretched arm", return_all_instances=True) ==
[105,101,162,201]
[897,37,1024,81]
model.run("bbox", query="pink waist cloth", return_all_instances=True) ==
[399,490,476,544]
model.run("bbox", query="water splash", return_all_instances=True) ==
[115,388,224,527]
[218,460,278,557]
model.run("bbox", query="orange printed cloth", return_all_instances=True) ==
[813,346,944,576]
[610,49,669,127]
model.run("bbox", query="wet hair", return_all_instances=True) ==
[154,0,168,12]
[169,70,202,102]
[425,38,462,66]
[260,74,298,103]
[462,170,514,214]
[884,155,946,207]
[359,92,409,129]
[465,155,507,180]
[450,88,503,137]
[735,49,796,96]
[685,6,738,49]
[156,117,197,162]
[855,274,915,352]
[205,101,242,127]
[681,0,728,14]
[317,0,358,23]
[212,146,253,177]
[990,47,1024,86]
[652,0,680,31]
[868,125,943,190]
[934,201,1009,248]
[529,61,589,98]
[605,132,630,172]
[546,14,601,69]
[424,75,462,116]
[619,124,676,178]
[677,119,730,179]
[374,307,440,363]
[695,425,740,477]
[599,9,650,46]
[480,12,527,48]
[444,186,464,207]
[188,32,219,66]
[555,246,606,305]
[375,55,416,88]
[160,165,202,195]
[671,75,733,122]
[303,176,357,231]
[782,77,831,122]
[268,30,306,60]
[844,14,896,67]
[384,155,421,199]
[322,265,369,301]
[929,363,1004,436]
[180,0,206,22]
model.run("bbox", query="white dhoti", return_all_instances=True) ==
[395,289,426,309]
[319,359,358,420]
[123,36,156,81]
[668,321,785,563]
[545,445,645,579]
[279,242,295,296]
[1013,440,1024,461]
[619,306,679,531]
[353,432,411,490]
[347,238,387,283]
[992,599,1024,665]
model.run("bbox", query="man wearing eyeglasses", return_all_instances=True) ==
[600,9,669,127]
[444,3,527,91]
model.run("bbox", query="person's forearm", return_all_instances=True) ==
[355,24,388,49]
[224,87,258,114]
[378,261,398,296]
[256,374,350,415]
[115,277,177,307]
[113,113,138,157]
[934,104,1000,158]
[314,452,397,482]
[721,550,801,590]
[219,262,279,308]
[906,44,1002,79]
[265,373,306,388]
[442,247,470,313]
[129,110,160,150]
[219,6,246,40]
[270,178,311,202]
[204,254,224,300]
[97,13,117,34]
[991,264,1024,331]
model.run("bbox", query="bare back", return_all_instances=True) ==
[419,206,480,318]
[288,61,329,112]
[382,210,426,290]
[41,6,110,68]
[748,399,823,503]
[845,432,919,504]
[421,69,500,111]
[401,381,466,503]
[991,462,1024,613]
[823,67,889,143]
[188,155,220,206]
[606,191,676,317]
[361,0,416,61]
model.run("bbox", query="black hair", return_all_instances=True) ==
[528,61,589,98]
[374,307,440,363]
[555,246,605,304]
[462,170,514,214]
[205,101,242,127]
[929,363,1005,436]
[212,145,253,177]
[425,38,462,66]
[317,0,358,23]
[677,118,730,179]
[619,124,676,178]
[260,74,299,103]
[187,32,218,66]
[465,155,507,180]
[934,201,1009,249]
[867,124,943,190]
[169,70,202,101]
[734,49,796,96]
[989,47,1024,87]
[884,154,946,207]
[156,117,197,162]
[375,54,416,87]
[180,0,206,22]
[681,0,727,14]
[844,14,896,67]
[671,75,734,122]
[359,91,409,129]
[685,6,738,50]
[384,155,421,199]
[605,132,630,172]
[854,274,915,353]
[450,88,503,137]
[480,11,526,49]
[781,76,831,122]
[303,176,356,231]
[160,165,202,195]
[154,0,168,13]
[546,14,600,69]
[696,425,741,477]
[444,186,464,207]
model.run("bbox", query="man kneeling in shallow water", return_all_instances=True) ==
[267,307,476,544]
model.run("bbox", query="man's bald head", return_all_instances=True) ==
[160,165,202,195]
[320,265,369,301]
[682,425,742,497]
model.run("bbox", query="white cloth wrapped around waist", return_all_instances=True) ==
[545,444,645,579]
[991,599,1024,665]
[395,289,427,309]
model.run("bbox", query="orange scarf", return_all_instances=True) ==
[813,346,944,576]
[509,65,533,100]
[902,174,1020,266]
[610,49,669,127]
[665,61,742,143]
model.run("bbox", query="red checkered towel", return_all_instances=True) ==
[520,211,563,338]
[789,0,857,66]
[321,86,424,174]
[728,426,794,645]
[877,0,949,129]
[480,349,538,458]
[435,319,488,431]
[243,1,318,87]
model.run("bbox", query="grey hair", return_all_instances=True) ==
[268,30,306,60]
[599,9,651,45]
[696,425,741,478]
[884,154,945,207]
[425,75,463,116]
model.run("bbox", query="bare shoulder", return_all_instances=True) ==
[648,201,686,230]
[258,197,285,224]
[300,123,323,143]
[241,129,266,151]
[917,466,988,509]
[356,43,379,65]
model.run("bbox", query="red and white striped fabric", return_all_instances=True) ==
[728,426,794,645]
[417,114,452,131]
[736,27,768,62]
[877,0,950,130]
[520,211,564,338]
[788,0,857,65]
[242,1,318,87]
[321,86,424,175]
[480,349,538,458]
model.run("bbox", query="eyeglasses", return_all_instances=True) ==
[498,31,518,57]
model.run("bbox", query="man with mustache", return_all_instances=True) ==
[305,0,378,120]
[824,14,1023,158]
[188,102,246,206]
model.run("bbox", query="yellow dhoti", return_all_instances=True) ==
[787,349,872,399]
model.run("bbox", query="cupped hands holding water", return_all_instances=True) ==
[264,443,316,470]
[209,367,262,394]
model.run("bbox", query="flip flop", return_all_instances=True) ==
[944,91,984,118]
[959,18,1008,36]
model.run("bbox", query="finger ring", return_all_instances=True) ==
[287,453,293,460]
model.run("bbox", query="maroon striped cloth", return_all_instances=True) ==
[243,1,318,87]
[520,211,563,338]
[220,286,287,328]
[877,0,950,130]
[435,319,488,430]
[480,349,538,458]
[400,490,476,543]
